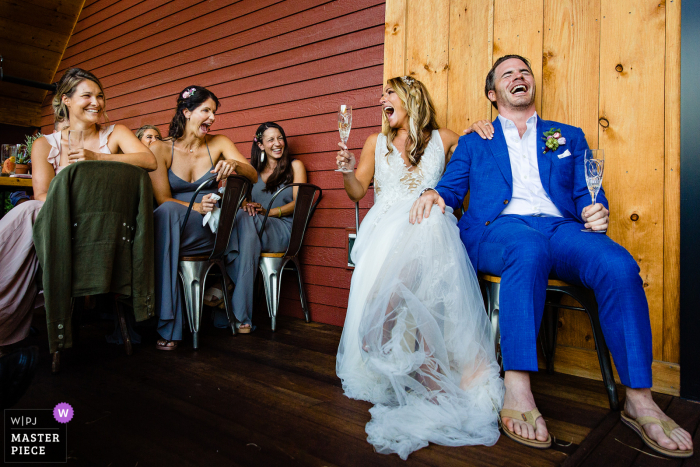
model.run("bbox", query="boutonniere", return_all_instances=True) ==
[542,128,566,154]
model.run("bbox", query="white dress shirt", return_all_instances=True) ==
[499,112,562,217]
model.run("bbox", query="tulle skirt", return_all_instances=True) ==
[336,198,504,459]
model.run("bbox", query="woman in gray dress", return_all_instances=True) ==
[212,122,307,333]
[149,86,257,350]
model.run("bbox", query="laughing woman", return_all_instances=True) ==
[0,68,156,355]
[335,76,503,459]
[148,85,257,350]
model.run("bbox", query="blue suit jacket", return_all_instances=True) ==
[435,117,608,270]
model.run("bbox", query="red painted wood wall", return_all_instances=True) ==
[40,0,384,326]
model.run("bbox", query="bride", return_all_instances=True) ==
[335,76,504,459]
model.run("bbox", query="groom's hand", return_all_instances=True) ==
[410,190,446,224]
[582,203,609,231]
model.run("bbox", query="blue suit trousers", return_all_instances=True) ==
[476,214,652,388]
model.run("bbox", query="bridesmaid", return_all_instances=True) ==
[135,125,162,147]
[148,86,257,350]
[0,68,156,355]
[215,122,307,332]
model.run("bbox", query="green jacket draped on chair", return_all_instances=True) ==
[33,161,155,353]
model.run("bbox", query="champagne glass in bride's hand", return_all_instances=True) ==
[335,105,353,173]
[582,149,605,233]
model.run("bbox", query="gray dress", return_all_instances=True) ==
[153,142,293,339]
[210,174,294,328]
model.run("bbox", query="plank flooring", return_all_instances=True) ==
[10,309,700,466]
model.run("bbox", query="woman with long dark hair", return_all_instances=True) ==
[148,85,257,350]
[0,67,156,355]
[204,122,307,333]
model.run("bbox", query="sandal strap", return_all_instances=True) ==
[635,416,680,437]
[500,408,543,429]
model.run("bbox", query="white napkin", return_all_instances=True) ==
[201,187,227,233]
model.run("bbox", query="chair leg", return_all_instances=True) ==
[114,297,132,356]
[541,292,560,375]
[483,281,502,370]
[215,260,236,336]
[558,286,619,411]
[178,261,210,349]
[259,257,285,332]
[584,298,620,411]
[292,258,310,323]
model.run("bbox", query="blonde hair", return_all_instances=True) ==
[52,68,108,125]
[136,124,162,141]
[383,76,439,166]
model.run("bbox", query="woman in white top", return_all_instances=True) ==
[335,76,503,459]
[0,68,156,355]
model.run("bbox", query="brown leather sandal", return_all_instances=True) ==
[499,408,552,449]
[155,339,178,351]
[621,412,693,458]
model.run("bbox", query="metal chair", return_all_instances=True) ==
[479,274,619,410]
[257,183,322,331]
[178,175,250,348]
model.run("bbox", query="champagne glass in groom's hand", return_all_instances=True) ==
[582,149,606,233]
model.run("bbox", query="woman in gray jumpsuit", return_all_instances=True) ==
[148,85,257,350]
[212,122,307,333]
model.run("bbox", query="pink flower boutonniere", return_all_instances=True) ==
[182,88,196,99]
[542,127,566,154]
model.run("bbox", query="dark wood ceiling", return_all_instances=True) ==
[0,0,85,127]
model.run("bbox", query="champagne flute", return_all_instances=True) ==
[68,130,84,165]
[581,149,605,233]
[335,105,353,173]
[68,130,84,151]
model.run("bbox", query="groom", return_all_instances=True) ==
[410,55,693,456]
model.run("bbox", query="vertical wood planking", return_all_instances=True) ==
[663,0,681,363]
[599,0,666,360]
[404,0,450,127]
[383,0,407,82]
[447,0,494,133]
[541,0,601,350]
[383,0,682,382]
[492,0,544,115]
[541,0,600,144]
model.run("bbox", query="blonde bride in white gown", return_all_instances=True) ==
[335,76,504,460]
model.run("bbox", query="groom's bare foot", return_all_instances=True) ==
[502,371,549,442]
[625,388,693,453]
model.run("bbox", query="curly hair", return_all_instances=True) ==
[167,85,220,139]
[383,76,439,166]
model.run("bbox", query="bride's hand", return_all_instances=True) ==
[409,190,446,224]
[463,120,494,140]
[337,142,356,172]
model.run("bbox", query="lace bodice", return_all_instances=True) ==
[373,130,445,206]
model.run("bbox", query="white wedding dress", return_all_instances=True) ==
[336,130,504,459]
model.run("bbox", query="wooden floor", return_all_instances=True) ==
[12,310,700,467]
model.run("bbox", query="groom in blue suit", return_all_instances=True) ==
[410,55,693,456]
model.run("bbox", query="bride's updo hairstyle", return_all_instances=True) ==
[52,68,108,126]
[167,85,220,139]
[383,76,439,166]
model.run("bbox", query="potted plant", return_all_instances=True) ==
[15,145,29,174]
[19,133,42,175]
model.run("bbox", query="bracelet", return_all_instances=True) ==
[418,187,437,198]
[277,207,282,218]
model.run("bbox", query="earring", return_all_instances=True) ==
[260,152,265,163]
